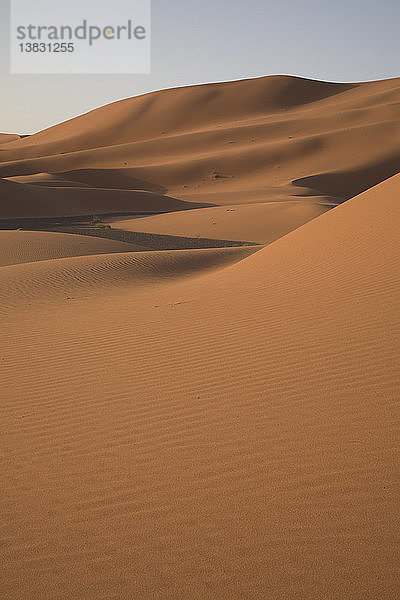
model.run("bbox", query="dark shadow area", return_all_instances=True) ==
[0,215,258,251]
[292,154,400,201]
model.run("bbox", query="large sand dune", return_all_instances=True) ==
[1,76,399,599]
[0,133,20,144]
[1,75,399,243]
[1,76,399,208]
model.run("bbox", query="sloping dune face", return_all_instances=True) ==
[0,230,143,266]
[0,178,205,220]
[1,75,399,242]
[0,133,20,144]
[1,76,399,598]
[1,169,399,600]
[109,200,331,244]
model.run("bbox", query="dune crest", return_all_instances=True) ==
[1,76,399,599]
[1,75,399,243]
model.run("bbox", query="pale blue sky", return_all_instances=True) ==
[1,0,400,133]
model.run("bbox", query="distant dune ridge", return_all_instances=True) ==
[1,75,400,240]
[0,75,399,599]
[0,133,21,144]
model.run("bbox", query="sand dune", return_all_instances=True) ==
[1,171,399,599]
[0,77,354,155]
[0,245,257,311]
[0,76,399,210]
[0,178,205,219]
[1,76,399,599]
[7,172,93,187]
[2,75,399,243]
[109,199,333,244]
[0,230,143,266]
[0,133,20,144]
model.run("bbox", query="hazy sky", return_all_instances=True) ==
[1,0,400,133]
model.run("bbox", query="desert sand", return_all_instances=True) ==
[0,133,21,144]
[0,75,399,599]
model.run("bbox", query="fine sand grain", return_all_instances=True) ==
[0,230,143,266]
[0,75,399,599]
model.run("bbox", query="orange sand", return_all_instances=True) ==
[0,76,399,599]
